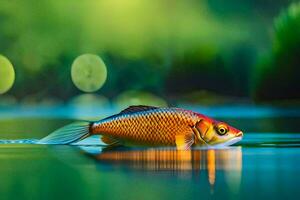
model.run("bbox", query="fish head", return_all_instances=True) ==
[195,116,243,146]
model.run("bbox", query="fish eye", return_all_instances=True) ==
[217,125,228,135]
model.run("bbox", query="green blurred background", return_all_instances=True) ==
[0,0,300,106]
[1,3,300,200]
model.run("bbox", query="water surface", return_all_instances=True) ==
[0,106,299,200]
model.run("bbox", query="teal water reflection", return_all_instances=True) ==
[0,133,299,200]
[0,106,299,200]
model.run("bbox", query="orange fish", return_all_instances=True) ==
[38,105,243,149]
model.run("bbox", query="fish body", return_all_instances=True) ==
[91,107,199,146]
[38,106,243,149]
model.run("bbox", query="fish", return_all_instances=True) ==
[37,105,243,149]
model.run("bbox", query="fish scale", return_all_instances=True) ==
[91,108,199,146]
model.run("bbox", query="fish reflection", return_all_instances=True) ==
[80,146,242,188]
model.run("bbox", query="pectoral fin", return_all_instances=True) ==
[175,131,195,150]
[100,136,120,146]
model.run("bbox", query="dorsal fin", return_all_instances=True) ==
[100,105,161,122]
[119,105,159,114]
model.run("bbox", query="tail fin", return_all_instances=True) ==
[37,121,91,144]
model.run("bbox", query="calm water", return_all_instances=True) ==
[0,106,299,200]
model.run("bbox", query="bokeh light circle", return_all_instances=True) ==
[114,90,167,109]
[71,54,107,93]
[0,55,15,94]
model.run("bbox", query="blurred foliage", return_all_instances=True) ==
[114,90,167,109]
[254,2,300,101]
[0,0,298,104]
[165,44,256,97]
[69,94,109,107]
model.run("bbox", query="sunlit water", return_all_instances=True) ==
[0,106,299,200]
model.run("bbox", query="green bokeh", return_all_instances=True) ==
[0,0,297,102]
[71,54,107,93]
[0,55,15,94]
[114,90,167,109]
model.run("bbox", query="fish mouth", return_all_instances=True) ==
[236,131,243,137]
[213,136,243,147]
[227,136,242,146]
